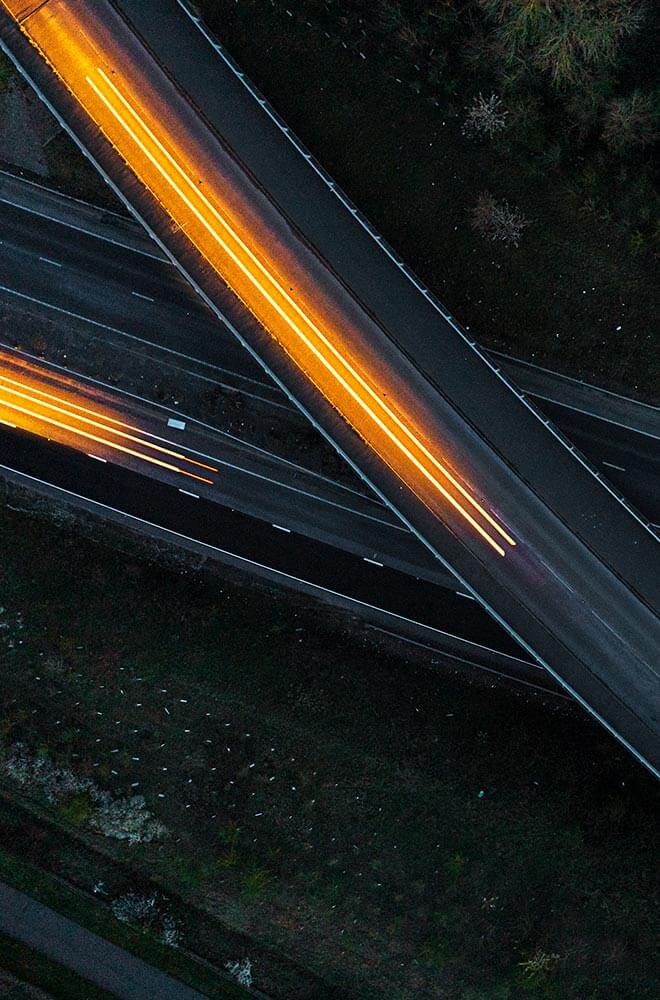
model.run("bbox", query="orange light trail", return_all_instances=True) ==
[1,0,515,556]
[0,359,215,485]
[0,372,217,472]
[88,67,515,555]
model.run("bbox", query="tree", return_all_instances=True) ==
[478,0,645,88]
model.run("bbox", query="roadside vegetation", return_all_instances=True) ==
[197,0,659,397]
[0,499,658,999]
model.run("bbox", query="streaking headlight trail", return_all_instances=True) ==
[0,0,514,556]
[0,354,216,485]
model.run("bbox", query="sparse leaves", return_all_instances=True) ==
[111,892,181,947]
[471,191,531,247]
[0,743,167,843]
[90,794,168,844]
[225,957,253,989]
[518,947,561,979]
[462,93,508,139]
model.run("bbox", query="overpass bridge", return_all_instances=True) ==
[0,0,658,775]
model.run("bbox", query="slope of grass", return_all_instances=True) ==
[0,499,658,999]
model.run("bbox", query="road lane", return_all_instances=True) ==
[0,422,541,673]
[1,182,657,521]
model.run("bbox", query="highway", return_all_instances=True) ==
[1,171,658,526]
[0,347,553,692]
[0,0,658,775]
[3,176,653,693]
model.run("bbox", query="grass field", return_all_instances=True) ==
[0,499,658,999]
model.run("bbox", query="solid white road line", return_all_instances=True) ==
[492,347,660,414]
[0,338,401,524]
[525,391,660,442]
[0,282,290,409]
[2,459,657,778]
[178,488,199,498]
[0,184,166,262]
[0,461,516,657]
[366,626,568,696]
[363,556,383,567]
[0,342,404,530]
[87,453,107,462]
[271,523,291,532]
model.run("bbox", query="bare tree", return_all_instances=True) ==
[462,93,508,139]
[471,191,531,247]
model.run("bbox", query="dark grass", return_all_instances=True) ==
[196,0,660,399]
[0,502,658,999]
[42,130,127,215]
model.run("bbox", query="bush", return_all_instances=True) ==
[602,90,659,154]
[478,0,645,89]
[471,191,531,246]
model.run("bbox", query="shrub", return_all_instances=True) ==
[471,191,530,246]
[602,91,659,154]
[111,892,181,947]
[462,93,508,139]
[225,958,252,989]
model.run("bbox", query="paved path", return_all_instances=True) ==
[0,880,208,1000]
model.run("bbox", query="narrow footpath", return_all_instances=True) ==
[0,880,208,1000]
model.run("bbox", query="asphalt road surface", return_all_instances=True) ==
[0,1,658,776]
[0,175,658,525]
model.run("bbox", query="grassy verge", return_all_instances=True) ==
[0,495,658,999]
[0,931,115,1000]
[42,130,126,214]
